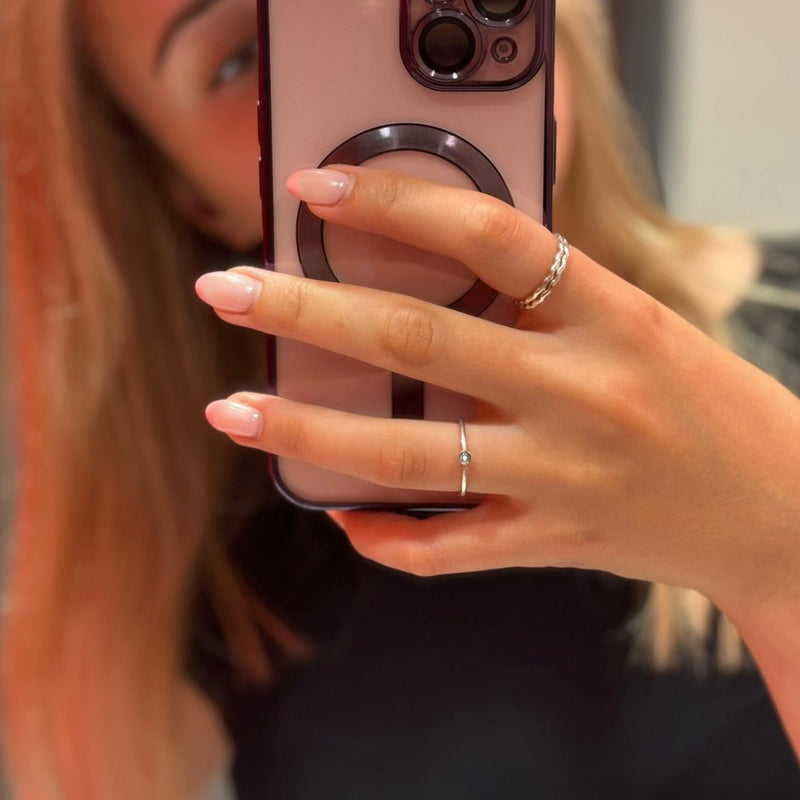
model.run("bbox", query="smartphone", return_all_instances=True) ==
[258,0,556,510]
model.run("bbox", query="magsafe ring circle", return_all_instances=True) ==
[296,123,513,317]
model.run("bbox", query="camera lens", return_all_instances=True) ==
[417,15,478,78]
[471,0,529,23]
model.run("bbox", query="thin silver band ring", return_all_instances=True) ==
[458,418,472,496]
[514,233,570,311]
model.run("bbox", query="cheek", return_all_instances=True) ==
[147,100,263,250]
[553,49,576,190]
[196,114,263,245]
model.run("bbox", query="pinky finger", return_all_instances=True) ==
[330,497,542,577]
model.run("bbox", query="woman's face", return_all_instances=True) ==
[80,0,574,251]
[81,0,263,250]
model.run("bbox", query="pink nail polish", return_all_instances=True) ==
[196,272,262,314]
[287,169,352,206]
[206,400,263,439]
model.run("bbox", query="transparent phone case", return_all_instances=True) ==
[259,0,555,509]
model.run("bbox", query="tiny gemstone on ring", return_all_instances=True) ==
[459,451,472,466]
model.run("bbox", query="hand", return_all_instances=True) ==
[196,166,800,613]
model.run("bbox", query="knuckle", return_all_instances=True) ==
[395,539,441,578]
[267,413,306,458]
[622,289,670,344]
[560,520,606,567]
[462,197,523,255]
[585,372,652,446]
[375,435,429,487]
[368,174,403,218]
[273,277,307,331]
[380,304,443,368]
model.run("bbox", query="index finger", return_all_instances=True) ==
[286,165,614,326]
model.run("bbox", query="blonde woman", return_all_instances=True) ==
[2,0,799,798]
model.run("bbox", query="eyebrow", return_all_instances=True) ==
[153,0,227,72]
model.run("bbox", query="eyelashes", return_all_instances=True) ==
[160,0,259,102]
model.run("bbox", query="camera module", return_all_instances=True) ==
[403,0,543,90]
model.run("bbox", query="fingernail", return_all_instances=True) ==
[196,272,262,314]
[206,400,263,439]
[287,169,353,206]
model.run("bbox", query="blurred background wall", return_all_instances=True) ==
[663,0,800,235]
[614,0,800,236]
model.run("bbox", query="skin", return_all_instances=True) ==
[82,0,800,762]
[202,166,800,756]
[80,0,264,249]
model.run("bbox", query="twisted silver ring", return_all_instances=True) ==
[514,234,570,311]
[458,418,472,497]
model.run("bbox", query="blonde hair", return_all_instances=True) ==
[1,0,304,796]
[1,0,744,797]
[555,0,746,672]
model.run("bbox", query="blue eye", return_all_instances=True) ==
[210,39,258,89]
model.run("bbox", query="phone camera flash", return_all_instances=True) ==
[492,37,518,64]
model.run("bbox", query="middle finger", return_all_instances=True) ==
[196,268,563,409]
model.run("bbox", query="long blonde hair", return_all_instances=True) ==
[1,0,742,797]
[1,0,300,796]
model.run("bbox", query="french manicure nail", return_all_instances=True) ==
[206,400,263,439]
[196,272,262,314]
[287,169,353,206]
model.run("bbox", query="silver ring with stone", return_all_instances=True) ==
[458,418,472,497]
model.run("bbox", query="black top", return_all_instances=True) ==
[193,241,800,799]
